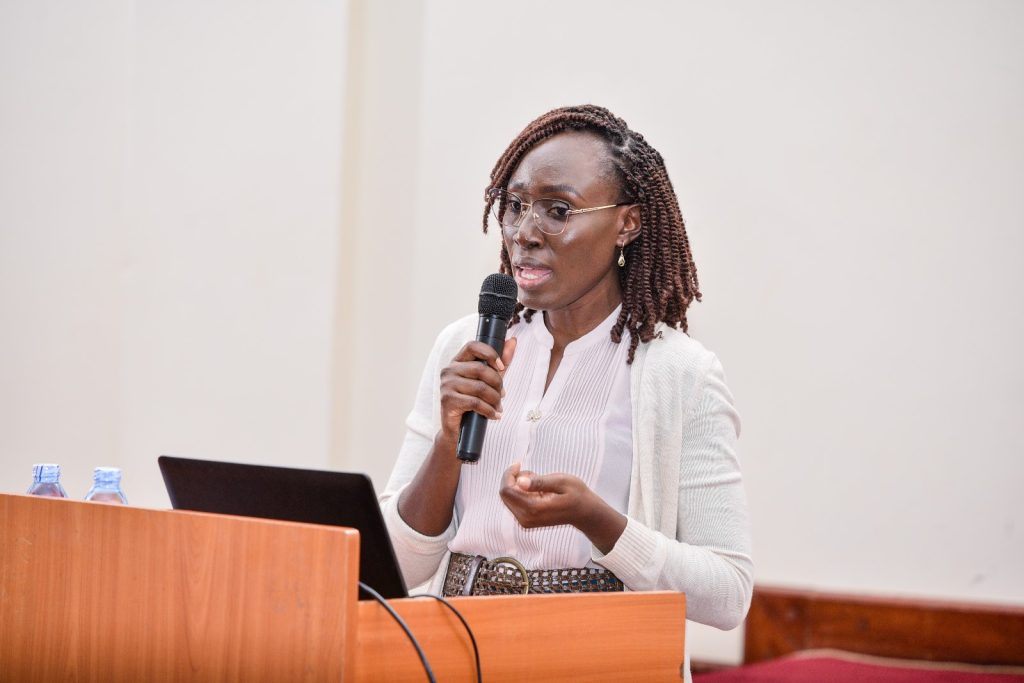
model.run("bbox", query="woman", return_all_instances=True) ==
[380,105,752,641]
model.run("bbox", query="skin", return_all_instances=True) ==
[398,130,641,555]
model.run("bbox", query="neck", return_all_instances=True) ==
[543,284,622,350]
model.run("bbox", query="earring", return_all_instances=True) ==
[617,246,626,268]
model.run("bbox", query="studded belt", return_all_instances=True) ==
[442,552,625,597]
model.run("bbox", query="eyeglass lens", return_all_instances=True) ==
[490,191,571,236]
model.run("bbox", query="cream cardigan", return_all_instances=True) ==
[380,314,753,631]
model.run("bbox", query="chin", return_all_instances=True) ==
[517,293,550,313]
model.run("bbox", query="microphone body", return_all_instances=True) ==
[457,273,518,463]
[457,314,509,462]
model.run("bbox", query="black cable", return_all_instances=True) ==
[412,593,482,683]
[358,581,436,683]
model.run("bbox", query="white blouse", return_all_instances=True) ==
[449,305,633,570]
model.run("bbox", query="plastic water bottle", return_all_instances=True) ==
[84,467,128,504]
[27,463,68,498]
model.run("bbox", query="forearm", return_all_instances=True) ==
[574,491,628,556]
[594,518,752,629]
[396,431,463,536]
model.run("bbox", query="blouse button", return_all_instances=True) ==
[526,409,542,422]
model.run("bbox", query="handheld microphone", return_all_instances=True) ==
[457,273,518,463]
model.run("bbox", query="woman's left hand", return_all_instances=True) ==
[499,462,627,555]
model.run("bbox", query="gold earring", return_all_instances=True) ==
[617,246,626,268]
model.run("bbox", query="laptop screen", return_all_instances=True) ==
[158,455,408,599]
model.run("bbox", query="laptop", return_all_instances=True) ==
[158,455,408,600]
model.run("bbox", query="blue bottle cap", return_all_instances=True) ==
[93,467,122,487]
[32,463,61,483]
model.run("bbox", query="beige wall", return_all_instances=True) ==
[341,0,1024,662]
[0,0,347,506]
[2,0,1022,666]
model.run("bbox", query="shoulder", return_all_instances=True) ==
[631,325,740,434]
[636,324,720,381]
[436,313,478,345]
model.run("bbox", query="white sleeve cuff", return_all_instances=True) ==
[381,483,457,587]
[591,516,667,590]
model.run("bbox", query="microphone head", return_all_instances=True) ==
[478,273,518,320]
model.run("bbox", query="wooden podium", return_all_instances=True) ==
[0,493,686,681]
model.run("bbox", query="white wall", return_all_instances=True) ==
[0,0,348,507]
[342,0,1024,663]
[331,0,426,488]
[3,0,1022,667]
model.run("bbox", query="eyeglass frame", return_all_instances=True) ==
[485,187,633,236]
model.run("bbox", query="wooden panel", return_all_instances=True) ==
[355,591,686,682]
[0,493,359,682]
[744,586,1024,666]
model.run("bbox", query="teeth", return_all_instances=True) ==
[518,268,548,281]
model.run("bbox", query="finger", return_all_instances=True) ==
[445,360,505,392]
[446,376,502,410]
[500,337,517,373]
[498,338,517,401]
[502,462,522,487]
[452,341,505,372]
[509,466,540,493]
[443,389,502,420]
[511,467,537,491]
[500,464,530,509]
[519,473,567,493]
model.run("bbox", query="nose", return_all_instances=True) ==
[512,207,545,248]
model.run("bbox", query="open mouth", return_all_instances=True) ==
[514,266,553,289]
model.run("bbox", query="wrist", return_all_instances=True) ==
[435,429,456,447]
[432,431,460,463]
[575,491,627,555]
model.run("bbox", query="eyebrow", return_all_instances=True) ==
[508,181,583,199]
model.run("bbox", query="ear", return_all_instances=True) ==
[617,204,642,247]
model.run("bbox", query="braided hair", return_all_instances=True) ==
[482,104,701,363]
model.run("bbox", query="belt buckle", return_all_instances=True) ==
[493,556,531,595]
[460,555,484,597]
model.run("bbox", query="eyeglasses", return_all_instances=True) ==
[486,188,629,236]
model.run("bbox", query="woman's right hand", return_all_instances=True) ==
[437,337,517,445]
[397,335,517,536]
